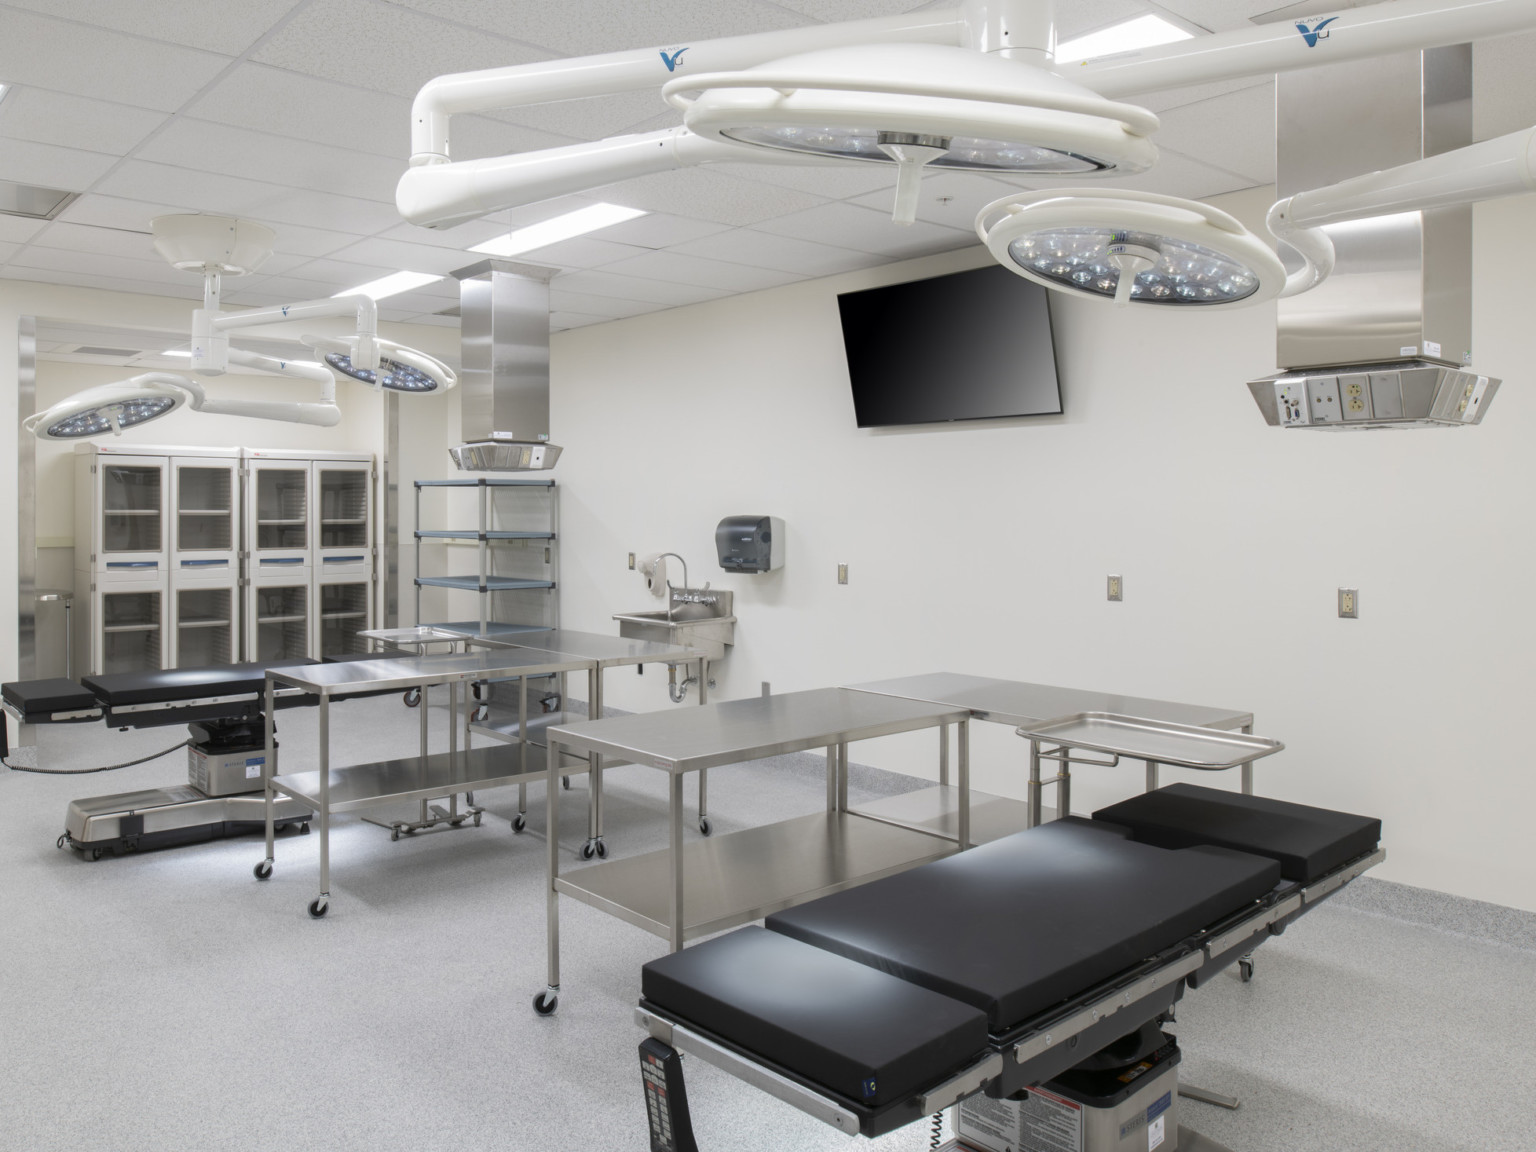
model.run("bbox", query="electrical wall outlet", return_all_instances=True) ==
[837,563,848,585]
[1338,588,1358,618]
[627,552,635,570]
[1107,574,1123,602]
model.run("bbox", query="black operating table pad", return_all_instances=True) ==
[638,784,1381,1138]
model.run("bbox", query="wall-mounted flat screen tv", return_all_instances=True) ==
[837,264,1062,428]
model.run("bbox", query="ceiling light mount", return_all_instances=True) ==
[152,214,275,276]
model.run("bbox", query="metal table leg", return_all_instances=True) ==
[957,718,970,850]
[939,722,950,787]
[669,771,685,953]
[312,691,331,918]
[1146,760,1160,791]
[1058,744,1071,819]
[585,665,606,857]
[255,677,276,881]
[826,745,836,811]
[836,742,848,813]
[696,657,709,834]
[1028,739,1043,828]
[1240,722,1254,795]
[536,735,562,1015]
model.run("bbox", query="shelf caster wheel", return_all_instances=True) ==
[403,688,421,708]
[562,775,571,790]
[580,841,596,861]
[512,813,526,833]
[699,817,712,837]
[254,860,273,881]
[90,848,103,861]
[532,990,558,1016]
[472,681,485,701]
[471,705,489,723]
[300,822,310,835]
[1239,957,1254,982]
[391,827,400,842]
[308,897,329,919]
[595,839,607,859]
[473,811,482,827]
[56,833,67,850]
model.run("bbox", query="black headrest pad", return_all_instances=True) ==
[642,926,988,1108]
[2,678,98,715]
[1093,783,1381,885]
[766,818,1280,1033]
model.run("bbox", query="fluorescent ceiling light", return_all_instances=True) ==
[161,349,192,358]
[1055,14,1193,64]
[469,202,648,256]
[0,84,9,105]
[334,270,444,300]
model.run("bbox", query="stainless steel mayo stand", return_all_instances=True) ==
[460,628,706,857]
[844,673,1256,835]
[257,649,594,917]
[535,687,969,1014]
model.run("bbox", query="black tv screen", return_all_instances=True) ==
[837,264,1062,428]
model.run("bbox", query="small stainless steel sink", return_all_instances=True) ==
[614,590,735,661]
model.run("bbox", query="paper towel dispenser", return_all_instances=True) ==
[716,516,783,574]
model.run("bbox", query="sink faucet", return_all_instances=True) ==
[655,553,687,622]
[654,552,715,620]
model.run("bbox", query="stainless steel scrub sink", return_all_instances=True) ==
[614,590,735,661]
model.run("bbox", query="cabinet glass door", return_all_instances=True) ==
[254,468,309,552]
[101,464,163,555]
[101,590,162,673]
[318,581,370,657]
[176,465,234,553]
[253,584,309,661]
[317,468,369,548]
[174,587,234,666]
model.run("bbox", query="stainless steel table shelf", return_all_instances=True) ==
[845,672,1258,828]
[256,649,595,917]
[536,686,969,1014]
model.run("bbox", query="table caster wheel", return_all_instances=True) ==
[391,827,400,842]
[595,840,608,859]
[473,811,482,827]
[562,775,571,790]
[580,841,596,860]
[308,897,329,919]
[512,813,526,833]
[403,688,421,707]
[1239,957,1254,982]
[90,848,103,861]
[254,860,273,880]
[471,705,489,723]
[532,991,558,1016]
[699,817,712,837]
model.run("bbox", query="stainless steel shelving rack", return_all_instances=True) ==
[414,477,557,638]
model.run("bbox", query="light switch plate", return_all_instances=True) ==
[627,552,635,570]
[1107,574,1123,602]
[1338,588,1358,618]
[837,563,848,585]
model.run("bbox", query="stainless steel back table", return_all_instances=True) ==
[844,672,1257,839]
[462,627,709,856]
[256,649,595,918]
[534,686,969,1015]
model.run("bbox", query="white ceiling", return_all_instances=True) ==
[2,0,1534,333]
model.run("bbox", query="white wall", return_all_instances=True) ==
[549,186,1536,912]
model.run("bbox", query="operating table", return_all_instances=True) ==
[636,783,1382,1152]
[2,661,327,857]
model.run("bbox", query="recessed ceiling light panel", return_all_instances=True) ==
[977,189,1287,308]
[665,43,1159,177]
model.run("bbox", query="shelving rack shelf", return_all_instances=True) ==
[414,478,558,638]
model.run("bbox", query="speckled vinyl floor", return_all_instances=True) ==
[2,695,1532,1152]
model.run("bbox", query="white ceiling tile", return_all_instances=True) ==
[224,274,361,303]
[0,265,203,300]
[324,237,478,278]
[549,311,612,331]
[389,0,809,55]
[0,10,229,111]
[0,138,119,192]
[2,0,299,55]
[1151,84,1275,183]
[242,221,373,260]
[487,92,674,141]
[767,1,935,23]
[0,242,19,263]
[186,64,411,157]
[401,312,462,327]
[709,160,901,200]
[1096,149,1259,199]
[381,216,524,250]
[670,227,888,276]
[0,216,49,243]
[1137,77,1272,115]
[585,211,731,249]
[1053,0,1151,40]
[599,168,829,225]
[136,120,403,205]
[547,290,666,319]
[55,193,183,233]
[751,200,973,258]
[551,269,729,306]
[376,306,420,323]
[1474,32,1536,142]
[278,257,408,290]
[93,161,401,234]
[598,249,802,292]
[849,170,1027,231]
[252,0,552,100]
[7,245,191,284]
[27,221,159,261]
[1152,1,1287,33]
[510,236,655,269]
[0,87,167,156]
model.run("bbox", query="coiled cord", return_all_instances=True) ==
[930,1110,944,1150]
[4,739,190,775]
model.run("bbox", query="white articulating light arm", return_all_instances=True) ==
[1072,0,1536,99]
[1270,124,1536,296]
[180,376,341,428]
[211,293,380,371]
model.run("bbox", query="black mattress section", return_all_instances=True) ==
[642,926,989,1109]
[765,818,1280,1033]
[2,678,99,717]
[82,659,318,706]
[1094,783,1381,885]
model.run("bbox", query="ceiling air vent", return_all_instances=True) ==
[0,179,79,221]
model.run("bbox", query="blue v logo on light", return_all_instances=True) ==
[660,47,689,72]
[1296,17,1337,47]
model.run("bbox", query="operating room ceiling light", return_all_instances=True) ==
[976,189,1287,308]
[663,43,1159,223]
[303,336,456,394]
[24,377,190,441]
[469,202,649,256]
[1054,15,1194,65]
[335,270,445,301]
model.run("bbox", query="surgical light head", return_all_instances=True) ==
[23,376,191,440]
[303,336,456,394]
[977,190,1286,308]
